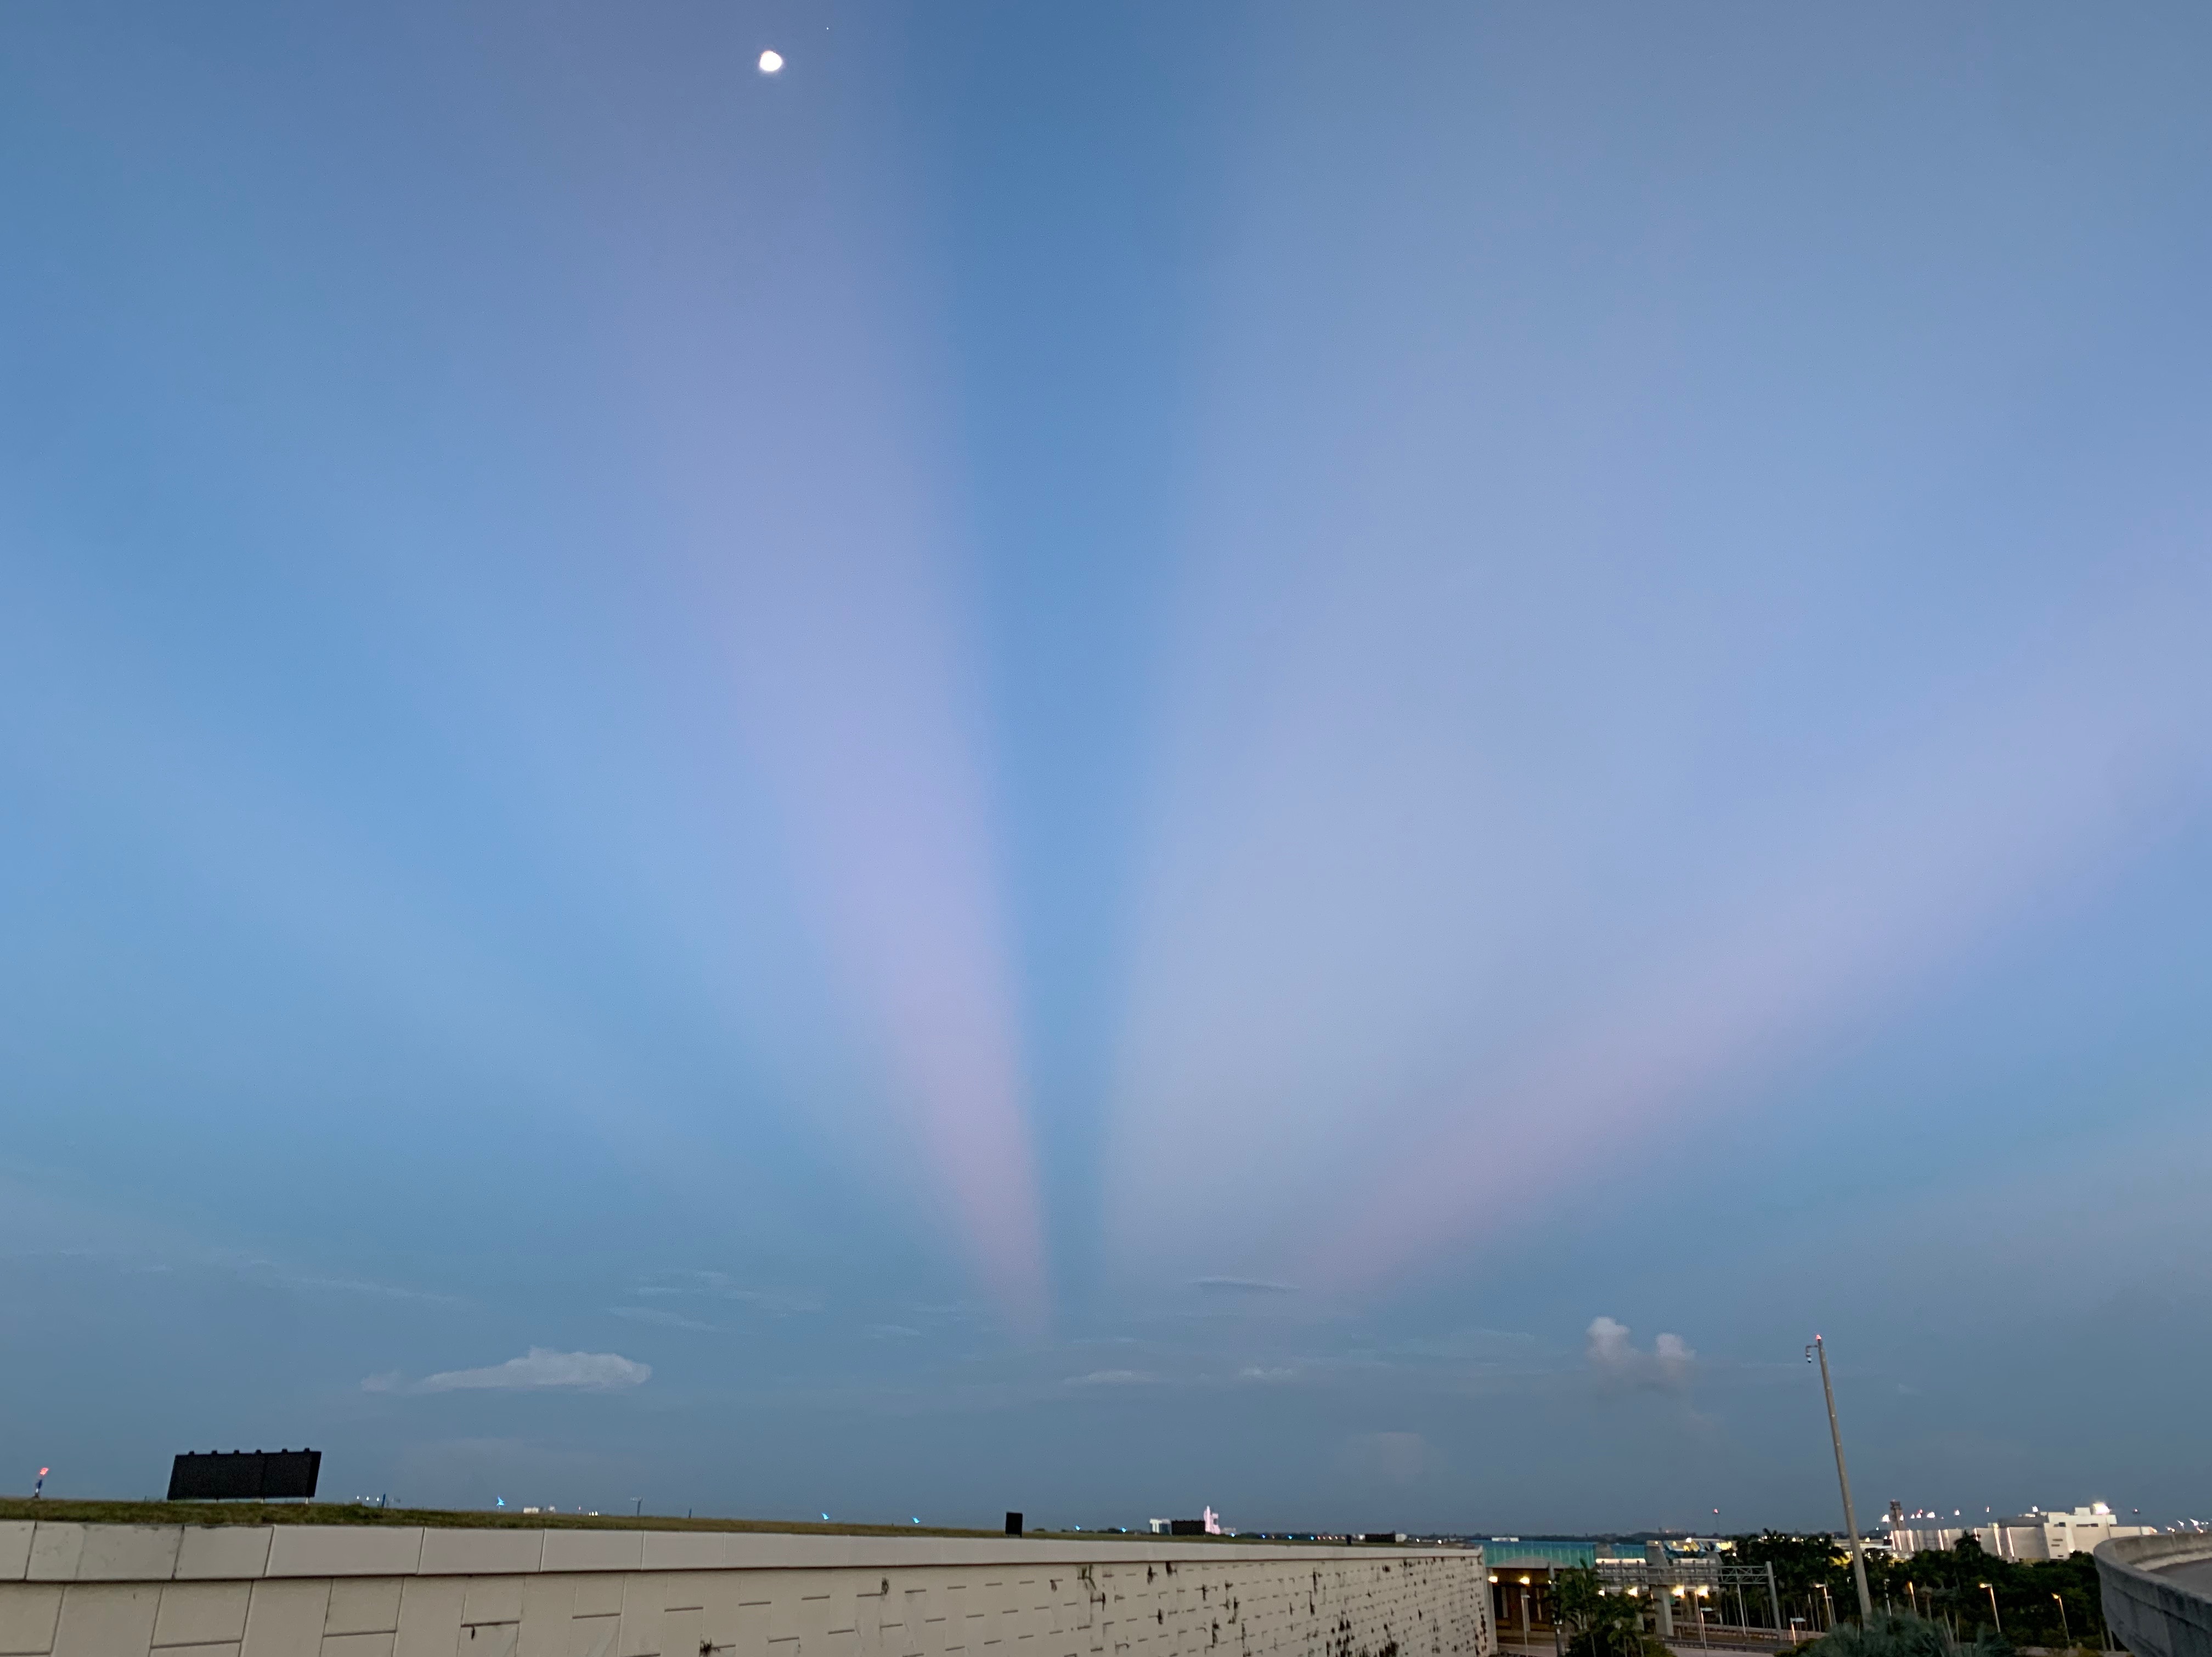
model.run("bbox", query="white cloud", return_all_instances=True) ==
[1239,1365,1298,1383]
[1587,1317,1695,1390]
[1587,1316,1634,1368]
[1066,1368,1156,1386]
[397,1348,651,1394]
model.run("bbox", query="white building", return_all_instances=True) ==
[1978,1504,2154,1562]
[1885,1503,2152,1562]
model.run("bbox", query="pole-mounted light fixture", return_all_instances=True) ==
[1808,1337,1873,1624]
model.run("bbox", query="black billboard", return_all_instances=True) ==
[167,1449,321,1501]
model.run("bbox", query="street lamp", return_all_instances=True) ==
[1979,1585,2002,1636]
[2053,1594,2071,1647]
[1807,1337,1874,1624]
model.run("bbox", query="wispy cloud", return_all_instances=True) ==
[610,1306,719,1332]
[1066,1368,1157,1387]
[1385,1327,1541,1364]
[639,1273,820,1314]
[1192,1276,1296,1296]
[241,1265,466,1305]
[364,1348,652,1395]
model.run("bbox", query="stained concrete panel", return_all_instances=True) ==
[570,1584,622,1622]
[52,1584,162,1657]
[156,1583,255,1647]
[0,1585,64,1656]
[0,1530,34,1587]
[422,1536,543,1579]
[392,1580,465,1657]
[22,1533,82,1587]
[245,1585,335,1657]
[79,1530,186,1584]
[664,1608,703,1657]
[179,1534,276,1585]
[538,1540,639,1578]
[268,1536,424,1582]
[640,1536,740,1574]
[514,1576,574,1657]
[614,1581,662,1657]
[567,1617,617,1657]
[459,1625,517,1657]
[325,1582,404,1637]
[461,1581,524,1630]
[321,1634,398,1657]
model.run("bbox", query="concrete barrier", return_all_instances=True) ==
[0,1523,1492,1657]
[2095,1534,2212,1657]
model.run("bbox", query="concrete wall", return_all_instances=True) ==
[0,1524,1492,1657]
[2095,1534,2212,1657]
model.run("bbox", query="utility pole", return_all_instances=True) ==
[1808,1336,1873,1624]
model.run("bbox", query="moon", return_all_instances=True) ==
[757,49,783,75]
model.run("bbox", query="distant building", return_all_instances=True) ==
[1883,1502,2153,1562]
[1148,1507,1224,1536]
[1980,1505,2154,1562]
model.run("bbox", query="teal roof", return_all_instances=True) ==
[1485,1540,1598,1568]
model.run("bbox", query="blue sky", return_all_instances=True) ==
[4,3,2211,1534]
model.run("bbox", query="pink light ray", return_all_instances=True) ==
[1300,574,2212,1294]
[608,194,1050,1328]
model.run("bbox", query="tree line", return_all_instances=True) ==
[1731,1531,2108,1650]
[1543,1533,2108,1657]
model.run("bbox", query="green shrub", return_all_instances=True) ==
[1809,1613,2010,1657]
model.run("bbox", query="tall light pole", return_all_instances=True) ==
[1808,1337,1873,1623]
[1980,1584,2002,1636]
[2053,1593,2071,1647]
